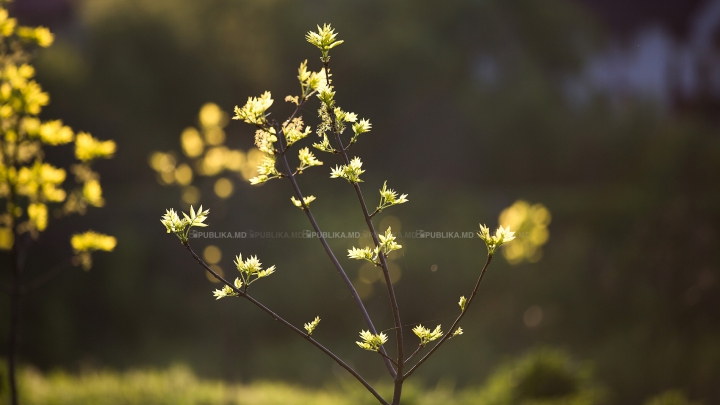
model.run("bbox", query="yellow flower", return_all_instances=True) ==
[83,179,104,207]
[28,203,47,231]
[75,132,116,161]
[498,200,551,264]
[71,231,117,252]
[36,120,73,145]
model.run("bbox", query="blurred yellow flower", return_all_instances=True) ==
[27,203,47,231]
[71,231,117,252]
[0,226,12,250]
[498,200,552,264]
[75,132,116,161]
[180,127,204,157]
[37,120,74,145]
[199,102,227,129]
[83,179,104,207]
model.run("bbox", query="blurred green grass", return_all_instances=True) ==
[10,363,456,405]
[1,348,611,405]
[0,348,698,404]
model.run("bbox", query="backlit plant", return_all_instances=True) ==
[161,24,515,405]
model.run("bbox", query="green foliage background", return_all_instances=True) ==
[0,0,718,404]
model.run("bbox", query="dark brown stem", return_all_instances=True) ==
[377,349,399,369]
[181,241,390,405]
[402,254,494,380]
[392,380,403,405]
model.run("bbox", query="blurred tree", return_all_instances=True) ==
[0,3,116,403]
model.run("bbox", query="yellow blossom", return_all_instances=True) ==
[27,203,47,231]
[75,132,116,161]
[83,179,104,207]
[71,231,117,252]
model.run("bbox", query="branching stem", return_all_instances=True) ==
[402,254,494,380]
[378,349,400,369]
[321,63,406,405]
[403,344,424,365]
[272,109,397,378]
[181,241,390,405]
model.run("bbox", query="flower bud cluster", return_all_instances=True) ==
[356,330,388,352]
[478,224,516,255]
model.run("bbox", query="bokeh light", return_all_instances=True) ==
[499,200,552,264]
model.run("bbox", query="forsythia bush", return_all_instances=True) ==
[0,2,116,403]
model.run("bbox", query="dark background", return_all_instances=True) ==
[2,0,720,403]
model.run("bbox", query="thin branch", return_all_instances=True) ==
[403,344,423,365]
[402,254,494,381]
[343,141,356,152]
[321,62,406,383]
[181,241,390,405]
[377,349,400,369]
[274,120,397,378]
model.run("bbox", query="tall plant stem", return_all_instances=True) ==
[274,119,397,378]
[321,63,406,397]
[181,241,390,405]
[402,254,493,380]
